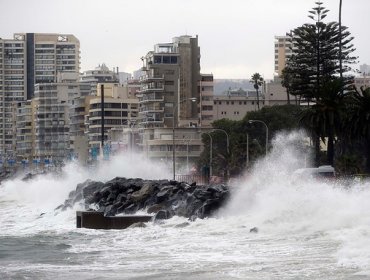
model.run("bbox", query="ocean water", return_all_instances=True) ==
[1,132,370,280]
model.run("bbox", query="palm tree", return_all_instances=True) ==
[250,73,264,110]
[346,87,370,172]
[339,0,343,85]
[281,67,292,105]
[299,79,347,166]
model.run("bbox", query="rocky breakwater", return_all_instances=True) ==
[57,177,230,220]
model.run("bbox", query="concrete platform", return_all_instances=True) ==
[76,211,152,229]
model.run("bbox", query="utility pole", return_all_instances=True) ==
[101,84,105,148]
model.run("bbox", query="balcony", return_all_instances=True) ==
[139,105,164,114]
[138,84,164,94]
[139,74,164,83]
[139,93,164,103]
[140,118,164,126]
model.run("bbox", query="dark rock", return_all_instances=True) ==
[250,227,259,233]
[147,204,165,214]
[175,222,190,228]
[116,193,127,203]
[198,199,222,218]
[154,210,172,220]
[57,177,230,221]
[106,192,117,203]
[124,203,138,214]
[131,183,155,202]
[156,187,172,203]
[193,188,211,201]
[128,222,147,228]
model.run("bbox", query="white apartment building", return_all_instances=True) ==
[360,64,370,76]
[80,63,119,95]
[0,33,80,157]
[32,83,71,163]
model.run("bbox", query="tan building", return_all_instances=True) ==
[213,89,262,121]
[141,127,203,174]
[139,35,200,129]
[265,77,295,106]
[274,36,293,77]
[354,75,370,90]
[138,35,205,172]
[199,74,214,127]
[85,83,139,152]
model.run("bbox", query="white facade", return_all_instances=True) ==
[0,33,80,157]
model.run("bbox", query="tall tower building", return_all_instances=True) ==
[274,36,293,77]
[138,35,204,168]
[139,35,200,129]
[0,33,80,156]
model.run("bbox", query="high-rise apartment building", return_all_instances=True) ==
[360,64,370,76]
[0,35,27,155]
[274,36,293,77]
[199,74,214,127]
[139,35,200,129]
[138,35,205,170]
[80,63,119,95]
[32,83,71,162]
[0,33,80,156]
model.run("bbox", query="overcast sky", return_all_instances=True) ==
[1,0,369,79]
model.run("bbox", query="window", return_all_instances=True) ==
[154,56,162,64]
[165,80,174,85]
[202,105,213,111]
[164,70,175,75]
[162,56,170,64]
[170,56,177,64]
[201,75,213,82]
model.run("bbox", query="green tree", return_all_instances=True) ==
[250,73,264,110]
[283,1,356,100]
[283,1,357,166]
[198,105,303,177]
[299,79,348,165]
[346,87,370,172]
[280,67,292,105]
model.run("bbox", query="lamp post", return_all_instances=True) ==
[172,97,197,180]
[249,120,268,155]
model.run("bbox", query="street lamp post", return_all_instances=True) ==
[172,97,197,180]
[249,120,268,155]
